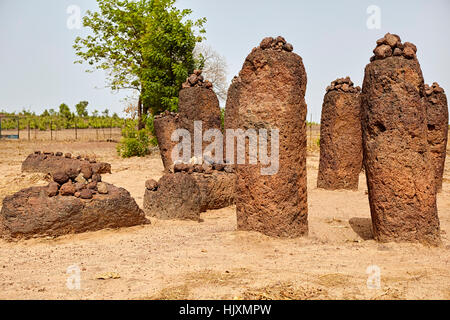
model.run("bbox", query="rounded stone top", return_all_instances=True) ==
[326,77,361,93]
[369,33,417,62]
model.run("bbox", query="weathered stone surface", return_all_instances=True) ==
[47,182,59,197]
[79,189,93,199]
[178,86,222,158]
[22,153,111,177]
[97,182,108,194]
[0,183,148,240]
[52,171,69,185]
[153,111,180,171]
[224,37,308,238]
[361,50,440,245]
[318,78,362,190]
[59,181,75,196]
[425,83,449,192]
[143,172,236,221]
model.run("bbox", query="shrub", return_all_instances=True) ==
[116,123,150,158]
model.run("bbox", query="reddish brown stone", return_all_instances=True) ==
[225,39,308,238]
[425,83,448,192]
[52,171,69,185]
[21,153,111,177]
[361,53,440,245]
[143,172,236,221]
[47,182,59,197]
[318,79,362,190]
[0,183,148,240]
[79,189,93,199]
[81,164,93,180]
[154,111,180,171]
[178,86,222,158]
[59,181,76,196]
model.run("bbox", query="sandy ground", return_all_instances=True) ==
[0,136,449,300]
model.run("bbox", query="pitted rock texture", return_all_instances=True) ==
[318,78,362,190]
[22,152,111,177]
[178,85,222,158]
[225,37,308,238]
[143,171,236,221]
[0,183,148,240]
[425,83,448,192]
[153,111,180,171]
[361,49,440,245]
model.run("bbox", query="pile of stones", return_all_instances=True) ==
[47,167,107,200]
[259,36,294,52]
[370,33,417,61]
[173,162,235,174]
[325,77,361,93]
[22,151,111,176]
[425,82,445,102]
[182,70,213,89]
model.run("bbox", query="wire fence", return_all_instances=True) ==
[0,118,126,142]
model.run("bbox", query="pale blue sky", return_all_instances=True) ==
[0,0,449,121]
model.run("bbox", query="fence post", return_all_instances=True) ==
[50,120,53,141]
[17,119,20,139]
[34,120,37,140]
[28,120,30,140]
[75,120,78,140]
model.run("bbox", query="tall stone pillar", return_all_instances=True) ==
[317,77,362,190]
[154,111,180,171]
[225,36,308,238]
[425,82,448,192]
[362,33,440,245]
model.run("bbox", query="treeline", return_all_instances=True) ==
[0,102,128,130]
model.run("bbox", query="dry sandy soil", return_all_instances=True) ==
[0,133,449,300]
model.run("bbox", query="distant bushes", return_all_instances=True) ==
[116,121,151,158]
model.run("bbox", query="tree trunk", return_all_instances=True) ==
[137,94,144,130]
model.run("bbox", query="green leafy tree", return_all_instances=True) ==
[102,108,109,117]
[74,0,206,129]
[59,103,72,118]
[75,101,89,117]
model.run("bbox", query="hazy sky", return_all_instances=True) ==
[1,0,449,121]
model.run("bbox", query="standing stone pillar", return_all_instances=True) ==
[154,111,180,171]
[362,33,440,245]
[179,70,222,161]
[225,36,308,238]
[425,83,448,192]
[317,77,362,190]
